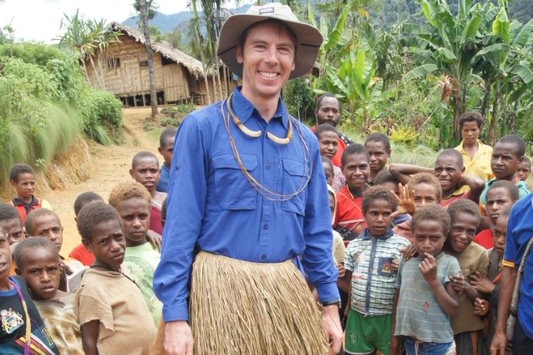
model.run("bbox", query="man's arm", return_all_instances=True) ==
[490,266,517,355]
[163,321,194,355]
[81,320,100,355]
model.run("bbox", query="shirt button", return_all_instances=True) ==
[263,224,269,230]
[261,254,267,261]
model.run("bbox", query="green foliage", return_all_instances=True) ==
[284,77,315,122]
[79,90,124,145]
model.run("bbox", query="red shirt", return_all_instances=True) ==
[334,186,367,237]
[69,243,95,266]
[474,228,494,249]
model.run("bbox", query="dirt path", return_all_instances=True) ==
[42,107,161,255]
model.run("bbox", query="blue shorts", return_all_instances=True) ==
[404,337,455,355]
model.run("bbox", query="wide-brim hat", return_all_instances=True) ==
[217,3,323,79]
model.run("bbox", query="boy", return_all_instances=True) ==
[343,186,410,355]
[68,191,105,266]
[364,132,392,185]
[454,112,494,181]
[515,156,531,185]
[316,124,345,190]
[74,202,156,355]
[130,151,166,236]
[408,172,442,209]
[0,203,25,275]
[445,200,489,355]
[334,144,370,241]
[480,135,529,206]
[14,238,83,355]
[0,227,59,354]
[25,208,85,291]
[108,181,162,325]
[156,126,177,193]
[474,181,518,249]
[8,163,52,224]
[394,204,462,355]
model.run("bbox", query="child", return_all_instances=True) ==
[156,126,177,193]
[445,199,489,355]
[480,134,529,206]
[68,191,105,266]
[407,172,442,209]
[322,156,335,187]
[474,180,518,249]
[316,124,345,190]
[515,156,531,185]
[434,149,484,207]
[364,132,392,185]
[130,151,166,236]
[394,204,462,355]
[108,181,162,326]
[8,163,52,224]
[25,208,85,291]
[334,144,370,241]
[470,207,512,351]
[14,238,83,355]
[343,186,410,355]
[0,203,25,275]
[0,227,59,354]
[74,202,156,355]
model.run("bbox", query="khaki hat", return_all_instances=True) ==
[217,3,323,79]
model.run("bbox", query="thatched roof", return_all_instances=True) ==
[109,21,204,77]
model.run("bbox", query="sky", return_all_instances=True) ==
[0,0,243,44]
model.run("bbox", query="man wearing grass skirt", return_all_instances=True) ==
[153,3,343,354]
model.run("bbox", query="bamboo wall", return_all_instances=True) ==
[85,36,193,105]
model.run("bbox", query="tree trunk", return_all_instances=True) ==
[140,0,158,118]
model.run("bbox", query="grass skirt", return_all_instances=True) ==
[190,251,329,354]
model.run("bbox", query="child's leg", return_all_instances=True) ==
[374,314,394,355]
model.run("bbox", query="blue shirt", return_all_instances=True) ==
[156,163,170,192]
[153,88,339,322]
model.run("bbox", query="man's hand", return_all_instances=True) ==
[164,321,194,355]
[322,304,343,354]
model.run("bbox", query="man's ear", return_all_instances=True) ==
[236,47,243,64]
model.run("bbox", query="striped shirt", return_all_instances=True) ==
[344,229,410,315]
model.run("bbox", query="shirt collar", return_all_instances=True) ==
[231,87,289,129]
[360,228,394,241]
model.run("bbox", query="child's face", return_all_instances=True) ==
[460,121,480,145]
[486,187,515,225]
[365,140,390,174]
[0,231,11,283]
[0,218,24,246]
[318,131,339,160]
[364,199,394,237]
[19,248,60,300]
[413,219,446,258]
[322,161,334,186]
[449,211,478,253]
[492,142,521,180]
[130,157,160,192]
[342,153,369,190]
[11,173,35,201]
[434,155,463,194]
[83,219,126,270]
[493,215,508,258]
[515,160,531,182]
[158,137,175,166]
[412,182,439,208]
[31,215,63,252]
[115,198,151,247]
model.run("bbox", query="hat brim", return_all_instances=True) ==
[217,14,323,79]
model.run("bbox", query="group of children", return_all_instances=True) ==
[315,110,531,355]
[0,106,531,355]
[0,127,178,353]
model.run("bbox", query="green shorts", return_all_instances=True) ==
[344,308,393,355]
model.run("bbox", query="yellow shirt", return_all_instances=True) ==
[455,139,494,181]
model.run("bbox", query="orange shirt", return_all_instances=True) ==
[334,186,367,238]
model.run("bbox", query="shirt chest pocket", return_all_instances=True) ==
[281,159,307,216]
[212,154,258,210]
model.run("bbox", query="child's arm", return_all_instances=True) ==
[81,320,100,355]
[389,163,433,185]
[420,253,459,317]
[461,174,485,204]
[342,270,352,321]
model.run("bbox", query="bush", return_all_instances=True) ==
[79,90,124,145]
